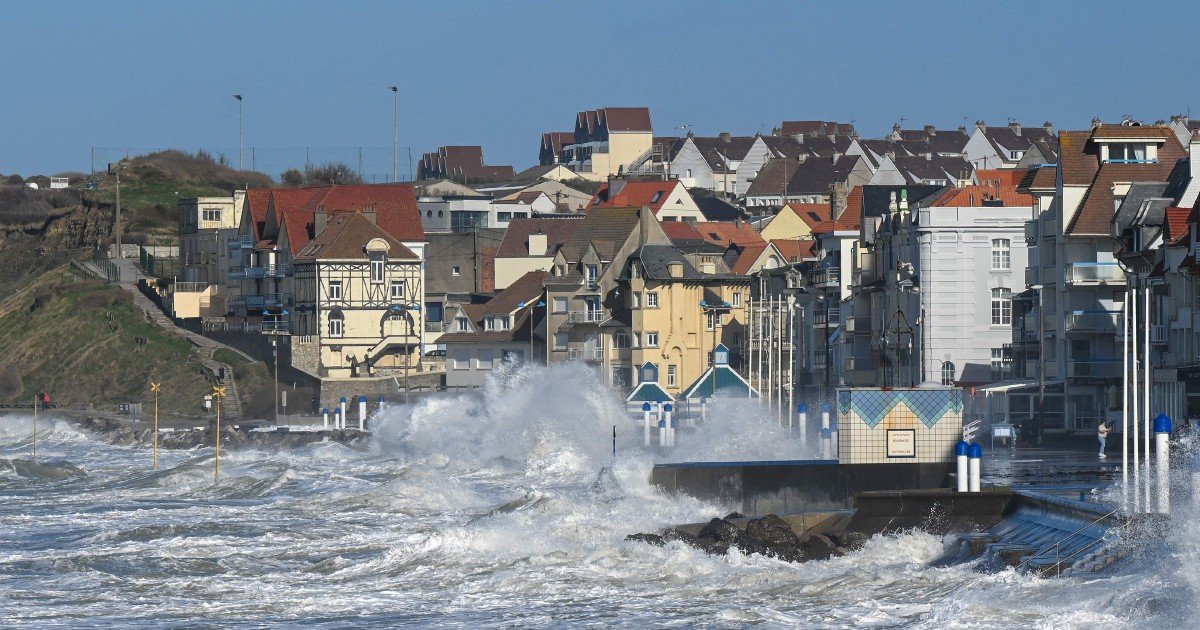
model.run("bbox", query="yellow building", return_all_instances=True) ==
[563,108,654,180]
[623,245,750,397]
[291,212,424,379]
[174,192,246,319]
[759,202,831,240]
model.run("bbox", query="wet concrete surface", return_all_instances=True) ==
[982,445,1123,488]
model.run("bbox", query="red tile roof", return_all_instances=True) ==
[830,186,864,231]
[1017,165,1057,193]
[1068,136,1186,235]
[731,242,770,275]
[1058,131,1099,186]
[245,188,273,239]
[293,211,416,261]
[1090,125,1174,140]
[588,180,688,214]
[785,202,833,230]
[253,184,424,255]
[694,221,765,247]
[931,173,1034,207]
[1164,206,1193,246]
[660,221,705,243]
[771,238,816,263]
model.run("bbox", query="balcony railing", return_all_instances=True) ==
[812,266,841,287]
[228,266,246,280]
[1065,262,1125,285]
[585,278,600,291]
[173,282,208,293]
[267,263,292,278]
[566,310,604,323]
[567,347,604,361]
[1151,324,1167,344]
[425,321,447,333]
[1064,310,1122,332]
[1024,221,1039,244]
[1066,360,1121,379]
[227,235,254,249]
[814,306,841,327]
[244,266,268,279]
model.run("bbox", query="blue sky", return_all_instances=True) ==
[2,1,1194,178]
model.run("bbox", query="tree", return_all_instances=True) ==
[279,162,365,187]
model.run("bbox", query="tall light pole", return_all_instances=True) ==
[108,163,123,259]
[391,86,399,183]
[212,385,226,479]
[150,382,161,470]
[234,94,244,171]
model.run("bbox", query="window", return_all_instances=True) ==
[498,315,510,330]
[1009,150,1024,160]
[732,292,742,307]
[941,362,956,386]
[1108,143,1147,162]
[685,169,693,178]
[452,349,471,370]
[452,266,461,277]
[553,333,569,349]
[991,239,1011,271]
[667,365,677,387]
[328,281,343,300]
[991,288,1012,326]
[706,311,719,330]
[328,312,344,338]
[456,317,469,332]
[646,332,659,347]
[586,264,599,288]
[553,297,568,313]
[631,264,640,279]
[651,191,663,204]
[371,259,385,284]
[390,280,406,300]
[202,208,222,222]
[497,212,512,222]
[614,332,631,349]
[991,348,1008,381]
[476,349,495,369]
[646,292,659,308]
[631,292,641,309]
[502,349,525,364]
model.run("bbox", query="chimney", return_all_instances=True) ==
[1091,117,1102,129]
[527,232,548,256]
[1043,121,1054,134]
[975,120,987,132]
[314,209,329,236]
[1009,120,1022,135]
[719,131,732,142]
[1190,133,1200,184]
[888,191,898,215]
[923,124,936,135]
[957,125,967,134]
[831,181,848,219]
[362,206,377,224]
[668,262,684,278]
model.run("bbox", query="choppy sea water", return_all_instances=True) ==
[0,363,1193,628]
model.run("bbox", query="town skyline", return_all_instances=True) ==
[4,0,1198,176]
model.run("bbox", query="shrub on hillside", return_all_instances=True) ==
[0,366,21,400]
[280,162,365,187]
[127,150,273,191]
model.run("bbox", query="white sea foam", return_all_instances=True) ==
[0,366,1187,627]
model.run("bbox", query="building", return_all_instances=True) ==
[174,191,245,319]
[438,270,547,388]
[417,194,532,234]
[562,107,654,180]
[422,228,505,347]
[588,179,706,222]
[624,133,758,195]
[539,132,575,165]
[494,217,582,290]
[964,121,1057,170]
[416,146,515,184]
[744,155,870,208]
[291,211,424,380]
[759,202,831,240]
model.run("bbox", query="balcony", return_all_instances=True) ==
[568,347,604,361]
[813,306,841,327]
[1024,221,1039,244]
[585,279,600,292]
[566,310,604,323]
[1025,267,1039,287]
[812,266,841,288]
[227,234,254,249]
[1064,310,1122,333]
[1065,262,1125,285]
[266,263,292,278]
[425,321,447,333]
[228,266,246,280]
[244,266,268,279]
[1066,360,1121,379]
[1151,324,1167,344]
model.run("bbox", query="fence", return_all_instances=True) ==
[91,146,420,184]
[140,246,180,279]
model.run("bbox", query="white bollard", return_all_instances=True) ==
[1155,414,1171,514]
[333,408,341,430]
[339,397,348,430]
[821,404,831,459]
[658,414,667,447]
[798,404,808,450]
[968,443,982,492]
[322,408,329,429]
[665,404,675,447]
[956,441,969,492]
[358,395,367,430]
[642,402,652,447]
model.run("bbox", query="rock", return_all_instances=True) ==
[695,518,745,555]
[798,533,840,561]
[625,533,666,546]
[826,530,869,553]
[723,511,744,520]
[745,515,799,548]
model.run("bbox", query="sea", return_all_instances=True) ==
[0,362,1194,628]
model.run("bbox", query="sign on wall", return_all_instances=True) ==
[886,429,916,458]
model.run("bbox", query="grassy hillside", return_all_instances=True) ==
[0,267,218,415]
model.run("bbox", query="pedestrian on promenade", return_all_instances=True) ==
[1097,421,1110,458]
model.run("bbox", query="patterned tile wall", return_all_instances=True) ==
[836,388,963,464]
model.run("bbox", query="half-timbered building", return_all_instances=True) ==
[291,211,425,379]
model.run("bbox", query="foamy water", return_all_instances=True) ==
[0,363,1191,627]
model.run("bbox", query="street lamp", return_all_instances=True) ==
[390,86,399,183]
[1029,284,1045,446]
[390,303,421,403]
[234,94,244,171]
[150,381,161,470]
[518,299,546,364]
[212,385,226,478]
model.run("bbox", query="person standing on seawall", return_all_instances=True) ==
[1097,421,1110,459]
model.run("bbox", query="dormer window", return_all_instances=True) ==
[1009,150,1024,160]
[370,258,385,284]
[651,191,663,204]
[1106,143,1148,163]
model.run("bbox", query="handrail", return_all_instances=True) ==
[1017,507,1120,573]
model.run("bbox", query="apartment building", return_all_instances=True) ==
[175,191,245,318]
[587,179,706,222]
[493,217,582,290]
[562,107,654,180]
[439,270,547,387]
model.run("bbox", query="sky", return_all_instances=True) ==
[2,1,1197,178]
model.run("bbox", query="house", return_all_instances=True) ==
[868,154,974,187]
[694,196,745,221]
[562,107,654,180]
[963,121,1057,170]
[492,191,557,220]
[777,121,856,138]
[587,179,706,222]
[422,228,505,346]
[743,155,870,208]
[174,191,246,319]
[494,217,582,290]
[734,133,855,197]
[1013,122,1187,436]
[439,270,548,387]
[290,211,424,396]
[625,133,758,195]
[539,132,575,165]
[417,146,515,184]
[759,202,831,240]
[623,244,752,396]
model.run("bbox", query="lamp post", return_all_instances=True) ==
[234,94,244,171]
[519,299,546,364]
[390,86,399,183]
[212,385,226,479]
[1029,284,1045,446]
[150,382,161,469]
[108,162,124,259]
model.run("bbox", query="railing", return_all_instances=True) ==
[1065,262,1125,284]
[567,310,604,323]
[1150,325,1167,344]
[585,278,600,291]
[173,282,208,293]
[1064,311,1122,332]
[812,266,841,287]
[1066,360,1121,378]
[814,306,841,327]
[1017,508,1120,577]
[227,235,254,249]
[228,266,246,280]
[425,321,447,333]
[267,263,292,278]
[1024,221,1039,244]
[244,266,268,279]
